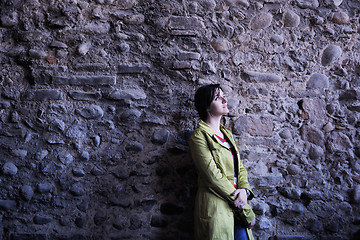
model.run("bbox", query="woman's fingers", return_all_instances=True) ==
[231,189,242,196]
[233,197,246,208]
[232,189,247,208]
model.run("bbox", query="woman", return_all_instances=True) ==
[189,84,255,240]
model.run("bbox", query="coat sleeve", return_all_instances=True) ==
[237,160,254,200]
[189,131,236,202]
[233,203,255,226]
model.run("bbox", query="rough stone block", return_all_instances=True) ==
[58,153,74,165]
[34,215,52,225]
[300,99,327,124]
[283,11,300,28]
[83,21,110,34]
[152,129,170,145]
[123,14,145,25]
[76,105,104,119]
[201,61,217,74]
[249,174,283,188]
[256,218,271,231]
[332,11,350,24]
[339,90,358,101]
[278,187,302,200]
[250,12,272,30]
[308,200,336,218]
[21,185,34,201]
[54,75,116,86]
[177,51,201,60]
[241,70,282,83]
[68,90,102,101]
[50,40,68,49]
[296,0,319,9]
[2,162,17,176]
[120,109,142,122]
[125,141,143,152]
[326,132,353,152]
[172,61,192,69]
[300,125,324,146]
[70,185,86,196]
[108,88,146,101]
[37,182,53,193]
[117,0,138,9]
[211,38,232,52]
[233,115,273,137]
[168,16,204,30]
[0,200,16,210]
[170,29,198,36]
[23,89,63,101]
[31,65,68,85]
[118,64,149,74]
[74,63,110,72]
[29,49,47,59]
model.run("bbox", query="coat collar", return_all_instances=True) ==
[198,120,215,135]
[197,120,235,147]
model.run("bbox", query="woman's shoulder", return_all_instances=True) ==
[190,124,213,141]
[190,126,207,138]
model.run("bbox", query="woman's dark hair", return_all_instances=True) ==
[194,84,222,121]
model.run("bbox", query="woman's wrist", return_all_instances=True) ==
[241,188,250,196]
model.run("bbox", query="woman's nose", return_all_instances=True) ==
[222,96,227,103]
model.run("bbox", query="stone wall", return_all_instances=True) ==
[0,0,360,239]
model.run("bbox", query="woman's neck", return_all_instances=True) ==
[205,116,223,136]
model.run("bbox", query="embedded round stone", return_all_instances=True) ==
[125,141,143,152]
[309,145,324,160]
[296,0,319,9]
[37,182,53,193]
[283,11,300,27]
[250,12,272,30]
[78,42,91,56]
[306,73,329,89]
[21,185,34,201]
[270,35,284,45]
[279,128,292,139]
[120,109,142,122]
[287,164,301,175]
[77,105,104,119]
[332,11,349,24]
[152,129,170,145]
[2,162,18,176]
[321,45,342,66]
[210,38,231,52]
[225,0,250,8]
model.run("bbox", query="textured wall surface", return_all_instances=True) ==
[0,0,360,239]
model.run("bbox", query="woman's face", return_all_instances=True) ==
[207,88,229,119]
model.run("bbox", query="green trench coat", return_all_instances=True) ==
[189,120,255,240]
